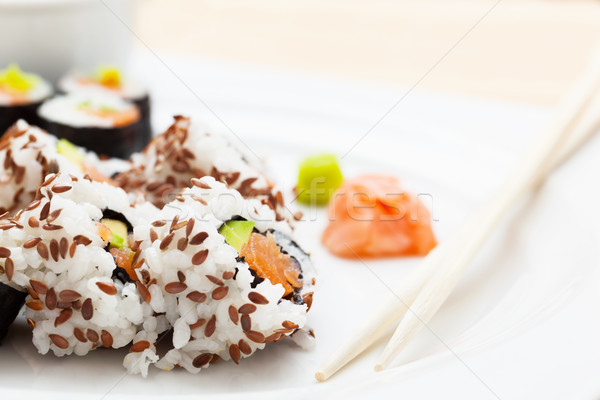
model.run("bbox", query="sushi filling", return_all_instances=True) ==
[0,64,52,106]
[39,93,140,129]
[58,67,147,100]
[220,218,310,305]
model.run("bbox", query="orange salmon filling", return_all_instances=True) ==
[240,232,302,296]
[0,86,29,106]
[80,105,140,128]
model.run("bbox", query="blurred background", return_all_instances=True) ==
[134,0,600,106]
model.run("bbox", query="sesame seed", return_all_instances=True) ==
[59,290,81,301]
[101,330,113,348]
[49,239,59,262]
[185,218,195,237]
[0,247,11,258]
[190,318,206,330]
[264,333,282,343]
[27,318,36,329]
[169,215,179,232]
[130,340,151,353]
[96,282,117,295]
[5,258,14,281]
[238,339,252,355]
[222,271,234,280]
[192,249,209,265]
[282,320,298,330]
[74,327,87,343]
[206,275,224,286]
[302,292,314,312]
[244,330,265,344]
[47,209,62,222]
[69,242,77,258]
[159,233,175,250]
[54,308,72,327]
[151,220,166,227]
[36,243,49,261]
[25,299,44,310]
[136,281,152,303]
[27,285,39,299]
[177,271,186,283]
[59,238,68,259]
[45,288,57,310]
[51,185,72,193]
[30,279,48,294]
[229,344,241,364]
[73,235,92,245]
[186,291,207,303]
[248,292,269,305]
[204,315,216,337]
[150,229,158,243]
[177,238,188,251]
[228,305,239,325]
[25,199,41,211]
[49,334,69,349]
[192,353,212,369]
[165,282,187,294]
[191,179,211,189]
[189,232,208,245]
[86,329,99,342]
[42,224,62,231]
[212,286,229,300]
[241,315,251,332]
[81,298,93,320]
[39,203,50,220]
[238,304,257,314]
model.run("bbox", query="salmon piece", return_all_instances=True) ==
[81,106,140,127]
[322,174,437,258]
[240,232,302,296]
[109,247,137,281]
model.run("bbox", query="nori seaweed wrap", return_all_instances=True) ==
[0,64,52,134]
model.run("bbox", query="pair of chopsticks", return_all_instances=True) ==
[316,46,600,381]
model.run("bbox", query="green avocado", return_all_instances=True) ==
[57,139,84,169]
[101,218,129,249]
[219,220,255,252]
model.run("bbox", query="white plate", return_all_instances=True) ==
[1,54,600,399]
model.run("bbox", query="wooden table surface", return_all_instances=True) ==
[134,0,600,106]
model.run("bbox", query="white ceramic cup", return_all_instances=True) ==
[0,0,133,82]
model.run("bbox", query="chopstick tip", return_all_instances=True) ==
[315,371,327,382]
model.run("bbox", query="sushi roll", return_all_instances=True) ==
[38,93,146,159]
[0,173,159,369]
[124,176,315,374]
[114,116,294,222]
[0,282,27,342]
[58,67,152,143]
[0,64,52,134]
[0,119,125,215]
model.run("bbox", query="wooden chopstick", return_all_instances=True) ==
[315,47,600,382]
[375,48,600,371]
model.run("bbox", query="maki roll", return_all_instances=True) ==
[38,93,146,159]
[0,282,27,342]
[0,173,159,364]
[0,120,124,215]
[114,116,294,222]
[0,64,52,134]
[124,176,315,374]
[58,67,152,144]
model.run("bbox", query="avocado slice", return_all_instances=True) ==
[101,218,129,249]
[219,220,255,252]
[57,139,84,169]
